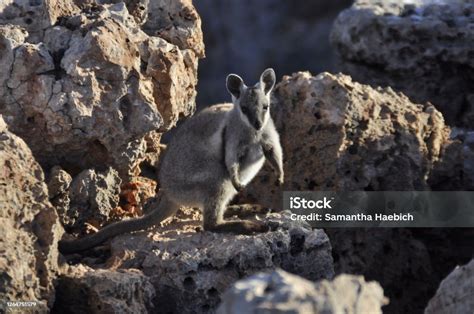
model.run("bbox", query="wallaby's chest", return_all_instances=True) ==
[238,140,262,162]
[238,138,265,185]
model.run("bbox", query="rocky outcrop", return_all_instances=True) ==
[143,0,204,58]
[425,259,474,314]
[53,167,122,234]
[0,0,203,179]
[242,71,450,208]
[0,0,80,43]
[47,166,73,228]
[68,168,121,230]
[48,165,160,236]
[0,115,63,311]
[217,269,388,314]
[329,228,434,314]
[330,0,474,126]
[100,207,334,313]
[429,128,474,190]
[53,264,155,314]
[194,0,352,106]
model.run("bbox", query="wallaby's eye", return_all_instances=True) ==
[241,107,249,115]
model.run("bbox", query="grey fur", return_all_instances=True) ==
[58,68,284,254]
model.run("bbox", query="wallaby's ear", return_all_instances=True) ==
[226,74,244,99]
[260,68,276,95]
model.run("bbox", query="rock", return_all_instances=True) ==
[143,0,205,58]
[425,259,474,314]
[53,264,155,313]
[429,128,474,190]
[194,0,352,105]
[115,0,150,26]
[242,72,450,208]
[67,167,122,234]
[0,0,80,43]
[325,226,474,314]
[47,164,159,235]
[105,208,334,313]
[119,176,157,216]
[460,132,474,187]
[46,166,158,267]
[48,166,73,198]
[0,115,63,311]
[329,228,433,314]
[0,0,203,179]
[47,166,73,228]
[330,0,474,126]
[217,269,387,314]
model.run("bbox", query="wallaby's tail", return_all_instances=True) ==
[58,193,176,254]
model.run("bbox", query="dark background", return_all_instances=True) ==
[194,0,353,107]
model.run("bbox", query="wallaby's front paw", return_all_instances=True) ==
[278,173,284,185]
[232,179,245,191]
[274,172,284,186]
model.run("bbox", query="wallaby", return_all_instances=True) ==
[59,68,284,254]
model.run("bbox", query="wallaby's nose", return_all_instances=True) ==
[255,121,263,130]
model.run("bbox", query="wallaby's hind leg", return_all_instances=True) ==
[202,192,269,234]
[224,204,270,219]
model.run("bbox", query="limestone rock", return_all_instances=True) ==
[430,128,474,190]
[330,0,474,126]
[105,208,334,313]
[217,269,387,314]
[460,131,474,187]
[0,0,80,43]
[67,167,122,234]
[242,72,450,208]
[48,165,160,235]
[114,0,150,26]
[0,1,203,179]
[328,228,435,314]
[48,166,73,199]
[47,166,73,228]
[53,264,155,313]
[143,0,205,58]
[425,259,474,314]
[0,115,63,311]
[119,176,157,215]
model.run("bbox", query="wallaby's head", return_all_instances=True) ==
[226,68,276,131]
